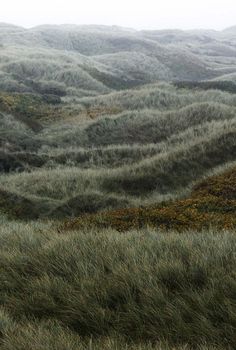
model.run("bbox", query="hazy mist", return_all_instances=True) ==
[1,0,236,30]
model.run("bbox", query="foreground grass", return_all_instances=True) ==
[0,217,236,348]
[0,316,222,350]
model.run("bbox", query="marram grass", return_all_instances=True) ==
[0,217,235,348]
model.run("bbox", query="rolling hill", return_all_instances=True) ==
[0,23,236,98]
[1,23,236,350]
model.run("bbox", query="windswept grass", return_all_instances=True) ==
[0,220,235,348]
[83,102,236,146]
[0,314,223,350]
[103,125,236,195]
[78,85,236,112]
[1,24,236,349]
[1,118,236,219]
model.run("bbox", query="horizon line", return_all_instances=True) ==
[0,21,235,32]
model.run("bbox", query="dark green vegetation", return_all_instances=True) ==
[174,80,236,93]
[1,23,236,349]
[0,222,236,350]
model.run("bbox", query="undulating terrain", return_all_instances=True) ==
[0,23,236,349]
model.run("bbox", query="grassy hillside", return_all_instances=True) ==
[63,164,236,232]
[1,23,236,349]
[0,23,236,98]
[1,82,236,219]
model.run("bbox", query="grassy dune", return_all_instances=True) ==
[62,164,236,232]
[1,24,236,349]
[103,126,236,195]
[1,84,236,219]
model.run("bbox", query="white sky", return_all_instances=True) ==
[1,0,236,30]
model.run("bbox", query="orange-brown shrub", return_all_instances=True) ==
[62,167,236,232]
[0,92,63,122]
[86,106,122,119]
[192,166,236,200]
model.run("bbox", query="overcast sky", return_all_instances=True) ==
[1,0,236,30]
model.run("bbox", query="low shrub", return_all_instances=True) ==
[174,80,236,94]
[0,189,39,219]
[63,166,236,232]
[51,192,129,218]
